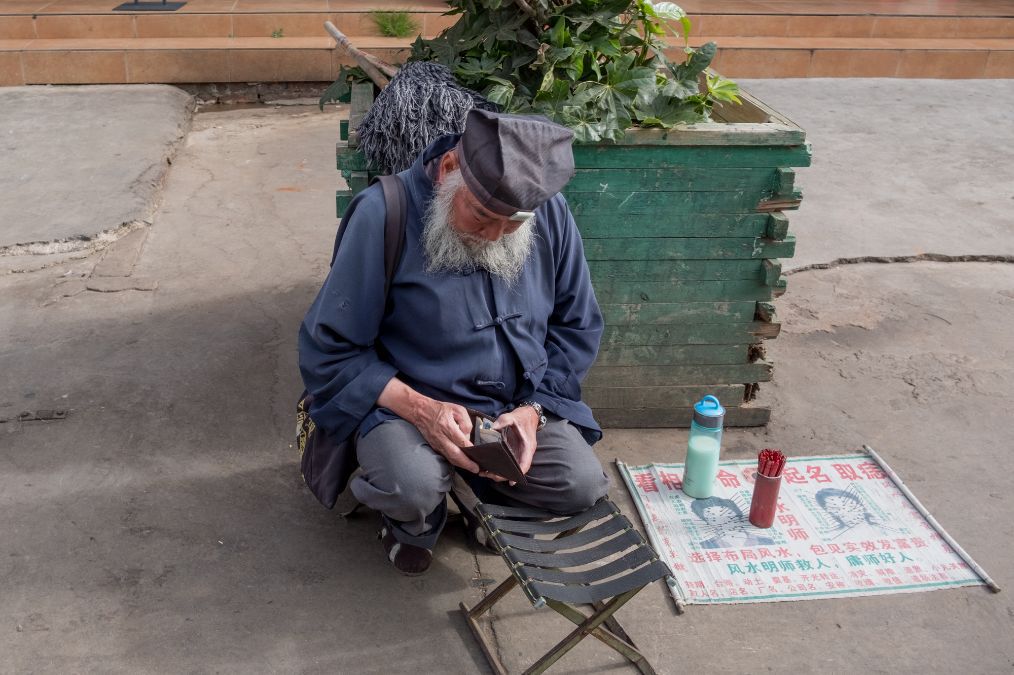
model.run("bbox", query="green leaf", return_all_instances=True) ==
[485,79,516,107]
[673,41,716,80]
[707,73,742,104]
[633,94,701,127]
[648,1,685,20]
[550,16,568,48]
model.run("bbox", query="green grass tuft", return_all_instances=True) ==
[370,11,418,38]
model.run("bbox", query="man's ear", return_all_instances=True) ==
[436,148,460,182]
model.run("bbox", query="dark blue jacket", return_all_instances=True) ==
[298,135,603,446]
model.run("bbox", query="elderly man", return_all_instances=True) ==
[298,109,609,575]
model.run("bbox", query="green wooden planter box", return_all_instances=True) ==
[335,80,809,427]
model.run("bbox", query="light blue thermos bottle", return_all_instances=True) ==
[682,395,725,499]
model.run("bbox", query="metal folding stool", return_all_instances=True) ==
[459,498,674,674]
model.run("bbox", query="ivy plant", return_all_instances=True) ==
[409,0,742,142]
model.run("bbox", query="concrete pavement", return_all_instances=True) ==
[2,80,1013,673]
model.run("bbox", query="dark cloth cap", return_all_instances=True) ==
[457,109,575,217]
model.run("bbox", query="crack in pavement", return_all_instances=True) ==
[787,253,1014,275]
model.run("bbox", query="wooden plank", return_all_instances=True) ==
[336,143,368,171]
[336,190,353,217]
[595,343,751,367]
[757,190,803,212]
[567,167,775,193]
[583,236,796,261]
[762,260,781,287]
[585,361,772,386]
[773,276,788,298]
[610,123,805,146]
[766,212,789,240]
[595,405,770,428]
[592,278,774,304]
[599,301,758,325]
[584,384,745,409]
[348,170,369,194]
[601,322,781,346]
[755,302,776,323]
[587,259,765,282]
[566,190,770,215]
[576,212,770,239]
[571,144,811,169]
[348,82,373,148]
[775,168,795,195]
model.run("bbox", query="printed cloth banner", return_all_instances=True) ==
[618,452,992,605]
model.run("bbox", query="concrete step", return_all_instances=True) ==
[692,14,1014,39]
[0,36,411,84]
[0,9,455,40]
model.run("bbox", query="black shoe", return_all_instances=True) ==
[379,526,433,576]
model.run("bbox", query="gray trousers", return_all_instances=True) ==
[350,414,611,549]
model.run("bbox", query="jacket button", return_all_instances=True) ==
[522,371,530,379]
[495,317,503,325]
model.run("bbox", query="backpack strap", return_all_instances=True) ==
[373,174,407,298]
[329,174,407,298]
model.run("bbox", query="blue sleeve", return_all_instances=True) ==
[532,195,604,419]
[297,184,398,439]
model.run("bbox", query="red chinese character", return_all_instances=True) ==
[878,539,894,550]
[861,541,877,552]
[689,552,705,563]
[706,551,722,562]
[658,470,682,490]
[912,538,928,548]
[832,463,860,481]
[758,548,774,559]
[777,548,792,558]
[827,543,843,554]
[777,514,799,527]
[723,550,740,562]
[716,469,741,489]
[811,544,827,555]
[782,467,807,484]
[633,472,658,493]
[740,467,756,485]
[741,549,758,560]
[806,465,832,483]
[857,461,886,480]
[788,528,809,541]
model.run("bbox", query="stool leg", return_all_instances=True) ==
[546,599,657,675]
[523,588,639,675]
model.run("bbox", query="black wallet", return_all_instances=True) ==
[462,414,528,485]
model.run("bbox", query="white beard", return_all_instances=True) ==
[422,169,536,285]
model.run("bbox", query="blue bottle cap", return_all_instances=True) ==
[692,395,725,429]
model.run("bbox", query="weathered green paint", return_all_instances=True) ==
[566,189,771,215]
[584,384,745,408]
[336,190,353,216]
[592,278,774,304]
[766,212,789,240]
[599,301,758,325]
[575,212,769,238]
[755,302,777,323]
[595,406,770,428]
[567,167,776,193]
[611,124,805,146]
[587,259,766,282]
[601,321,780,346]
[775,167,795,195]
[595,343,751,366]
[571,144,811,169]
[583,236,796,261]
[336,143,369,171]
[762,259,782,286]
[585,361,773,387]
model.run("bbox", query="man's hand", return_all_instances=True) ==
[414,399,483,473]
[492,406,540,476]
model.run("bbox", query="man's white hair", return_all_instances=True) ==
[421,169,536,285]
